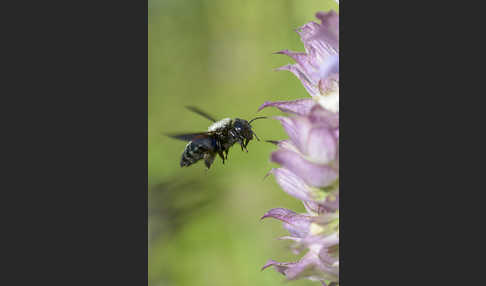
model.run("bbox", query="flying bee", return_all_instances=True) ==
[166,106,266,169]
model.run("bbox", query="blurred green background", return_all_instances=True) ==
[148,1,338,285]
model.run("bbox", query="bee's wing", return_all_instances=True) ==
[165,132,212,142]
[185,106,217,122]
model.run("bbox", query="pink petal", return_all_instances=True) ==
[275,116,312,153]
[315,55,339,83]
[261,208,312,238]
[314,11,339,51]
[271,168,315,202]
[275,64,320,97]
[262,254,335,281]
[309,105,339,128]
[275,50,317,80]
[305,127,338,164]
[258,98,317,116]
[271,149,338,188]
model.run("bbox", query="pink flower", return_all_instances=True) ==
[260,9,339,286]
[261,10,339,114]
[261,105,339,284]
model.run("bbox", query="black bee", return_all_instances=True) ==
[167,106,266,169]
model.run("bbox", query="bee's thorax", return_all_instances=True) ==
[208,118,232,132]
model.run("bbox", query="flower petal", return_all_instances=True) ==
[262,253,336,281]
[261,259,289,274]
[273,11,339,101]
[258,98,317,116]
[271,168,314,202]
[261,207,297,222]
[304,198,339,215]
[276,112,338,163]
[309,105,339,129]
[298,21,337,67]
[276,64,320,97]
[271,168,338,214]
[314,55,339,82]
[277,140,300,153]
[275,116,311,153]
[313,11,339,51]
[271,149,338,187]
[280,257,314,280]
[275,50,317,81]
[297,21,322,46]
[261,207,312,238]
[305,127,337,165]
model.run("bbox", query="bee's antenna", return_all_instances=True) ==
[249,116,267,124]
[248,117,266,141]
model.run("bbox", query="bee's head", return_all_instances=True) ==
[233,118,253,140]
[233,117,267,141]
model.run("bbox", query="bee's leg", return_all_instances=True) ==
[239,140,248,153]
[204,153,216,169]
[224,149,229,159]
[218,151,225,164]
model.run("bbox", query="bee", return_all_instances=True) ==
[167,106,266,169]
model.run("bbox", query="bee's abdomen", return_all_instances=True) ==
[180,140,212,167]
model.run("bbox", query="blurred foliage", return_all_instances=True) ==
[148,0,338,285]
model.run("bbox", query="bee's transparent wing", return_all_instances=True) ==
[165,132,211,142]
[185,106,217,122]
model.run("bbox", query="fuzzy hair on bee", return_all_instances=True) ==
[207,118,232,132]
[166,106,266,170]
